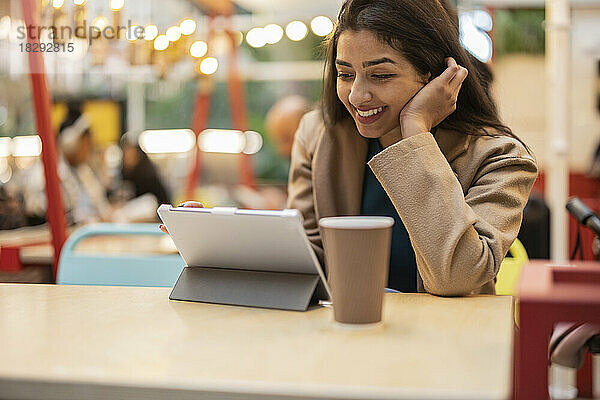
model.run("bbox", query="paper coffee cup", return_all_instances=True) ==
[319,216,394,325]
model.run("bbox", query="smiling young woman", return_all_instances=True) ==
[286,0,538,296]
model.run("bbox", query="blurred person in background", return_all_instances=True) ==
[237,95,313,210]
[265,95,313,161]
[0,186,27,229]
[120,131,170,205]
[23,103,112,225]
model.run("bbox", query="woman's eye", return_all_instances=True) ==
[372,74,395,80]
[337,72,354,80]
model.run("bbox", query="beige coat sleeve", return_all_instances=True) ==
[368,132,538,296]
[286,117,324,265]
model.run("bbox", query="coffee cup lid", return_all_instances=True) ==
[319,216,394,230]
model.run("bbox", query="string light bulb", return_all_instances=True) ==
[190,40,208,58]
[310,16,333,36]
[246,27,266,48]
[110,0,124,11]
[285,21,308,41]
[143,24,158,41]
[180,19,196,35]
[264,24,283,44]
[154,34,169,51]
[166,26,181,42]
[199,57,218,75]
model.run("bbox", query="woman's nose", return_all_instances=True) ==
[348,80,373,106]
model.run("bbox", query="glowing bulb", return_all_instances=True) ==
[110,0,124,11]
[246,27,266,48]
[0,16,10,40]
[166,26,181,42]
[199,57,218,75]
[92,16,108,30]
[0,138,11,158]
[310,16,333,36]
[190,40,208,58]
[143,24,158,41]
[73,0,86,5]
[285,20,308,41]
[153,35,169,51]
[264,24,283,44]
[12,136,42,157]
[139,130,196,154]
[198,130,245,153]
[243,131,263,154]
[52,0,64,9]
[180,19,196,35]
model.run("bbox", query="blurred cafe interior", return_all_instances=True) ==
[0,0,600,399]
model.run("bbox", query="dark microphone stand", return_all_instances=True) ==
[565,197,600,260]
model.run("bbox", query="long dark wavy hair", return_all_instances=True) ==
[322,0,528,150]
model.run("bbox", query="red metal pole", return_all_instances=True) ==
[225,19,255,189]
[21,0,68,279]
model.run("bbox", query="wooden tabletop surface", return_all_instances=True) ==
[0,284,514,400]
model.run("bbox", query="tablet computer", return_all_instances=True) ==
[157,205,330,310]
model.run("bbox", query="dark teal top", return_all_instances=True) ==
[360,138,418,292]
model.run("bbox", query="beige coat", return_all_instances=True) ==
[286,110,538,296]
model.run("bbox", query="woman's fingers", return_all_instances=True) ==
[178,201,204,208]
[439,57,459,82]
[160,201,204,234]
[449,65,468,87]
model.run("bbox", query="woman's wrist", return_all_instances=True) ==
[400,118,430,139]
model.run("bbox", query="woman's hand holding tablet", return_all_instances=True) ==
[159,201,204,234]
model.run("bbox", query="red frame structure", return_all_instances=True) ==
[21,0,68,279]
[514,261,600,399]
[185,13,255,200]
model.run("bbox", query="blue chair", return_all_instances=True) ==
[57,223,185,287]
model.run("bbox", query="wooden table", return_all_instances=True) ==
[0,284,514,400]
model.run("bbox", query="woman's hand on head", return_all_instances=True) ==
[399,57,468,139]
[159,201,204,234]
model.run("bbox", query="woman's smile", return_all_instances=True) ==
[354,105,387,125]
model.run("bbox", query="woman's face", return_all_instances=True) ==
[335,29,428,139]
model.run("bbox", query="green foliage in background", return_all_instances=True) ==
[494,9,545,57]
[144,79,322,182]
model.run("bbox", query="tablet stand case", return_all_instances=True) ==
[169,267,321,311]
